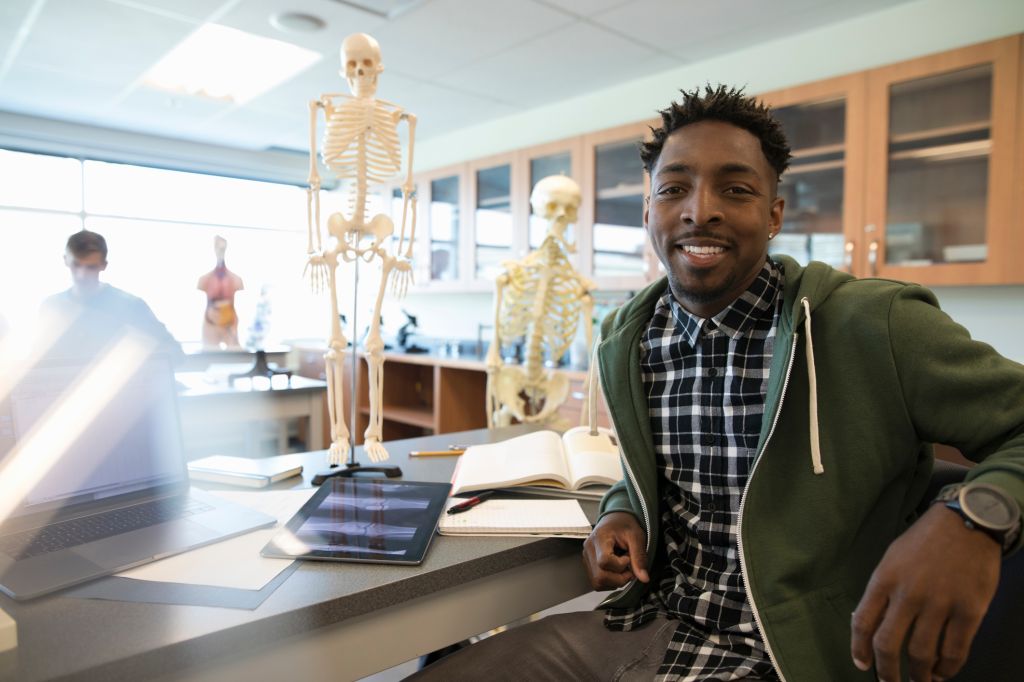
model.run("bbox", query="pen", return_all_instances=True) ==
[410,449,465,457]
[446,490,494,515]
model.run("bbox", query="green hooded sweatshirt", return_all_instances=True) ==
[594,255,1024,681]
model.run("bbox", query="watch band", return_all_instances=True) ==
[934,483,1022,554]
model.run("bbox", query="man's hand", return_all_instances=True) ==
[851,504,1001,682]
[582,511,650,590]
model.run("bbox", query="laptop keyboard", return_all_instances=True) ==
[0,496,214,560]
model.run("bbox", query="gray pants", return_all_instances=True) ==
[405,610,676,681]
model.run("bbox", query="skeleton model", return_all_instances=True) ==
[305,33,416,466]
[486,175,596,428]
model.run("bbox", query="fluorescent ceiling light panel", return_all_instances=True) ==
[143,23,321,104]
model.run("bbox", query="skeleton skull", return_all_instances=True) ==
[530,174,581,241]
[341,33,383,97]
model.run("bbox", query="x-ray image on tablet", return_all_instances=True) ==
[261,478,451,565]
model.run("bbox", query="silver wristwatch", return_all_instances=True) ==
[934,482,1022,554]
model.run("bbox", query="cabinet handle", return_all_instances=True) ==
[868,240,879,277]
[843,241,855,273]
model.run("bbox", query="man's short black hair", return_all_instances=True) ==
[640,84,792,181]
[66,230,108,260]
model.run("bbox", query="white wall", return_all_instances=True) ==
[933,288,1024,364]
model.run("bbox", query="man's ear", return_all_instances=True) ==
[99,260,108,273]
[643,195,650,232]
[769,195,785,235]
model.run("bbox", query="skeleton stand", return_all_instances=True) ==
[311,258,401,484]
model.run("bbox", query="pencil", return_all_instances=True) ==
[409,449,465,457]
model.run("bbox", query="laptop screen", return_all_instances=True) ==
[0,356,187,522]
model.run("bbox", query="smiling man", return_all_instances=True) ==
[409,86,1024,682]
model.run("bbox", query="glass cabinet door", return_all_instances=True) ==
[865,36,1019,284]
[591,137,647,281]
[473,162,513,280]
[760,74,865,274]
[883,66,991,266]
[427,175,460,282]
[771,98,848,269]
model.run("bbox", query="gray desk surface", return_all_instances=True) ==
[0,425,596,682]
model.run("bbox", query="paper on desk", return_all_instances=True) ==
[117,488,316,590]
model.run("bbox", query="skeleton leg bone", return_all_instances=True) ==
[323,264,351,466]
[361,257,396,463]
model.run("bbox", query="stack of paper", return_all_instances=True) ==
[438,498,592,538]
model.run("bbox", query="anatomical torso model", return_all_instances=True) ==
[485,175,596,428]
[304,33,416,466]
[197,235,244,349]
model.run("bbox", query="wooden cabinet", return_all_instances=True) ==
[581,121,660,291]
[296,347,491,444]
[517,137,583,257]
[293,345,610,443]
[761,35,1022,285]
[863,36,1021,285]
[409,35,1024,292]
[468,152,521,288]
[415,165,467,289]
[760,74,867,274]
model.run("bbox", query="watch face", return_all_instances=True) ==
[961,486,1017,530]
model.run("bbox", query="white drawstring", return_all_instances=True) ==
[585,333,602,436]
[801,297,824,475]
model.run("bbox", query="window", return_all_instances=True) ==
[0,149,328,346]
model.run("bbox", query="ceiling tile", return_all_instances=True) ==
[438,21,678,108]
[593,0,827,57]
[214,0,390,57]
[369,0,574,80]
[0,62,124,118]
[538,0,632,16]
[106,0,232,22]
[16,0,195,84]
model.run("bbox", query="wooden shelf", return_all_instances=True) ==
[889,120,990,144]
[364,404,435,429]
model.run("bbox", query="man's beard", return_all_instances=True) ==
[667,269,737,307]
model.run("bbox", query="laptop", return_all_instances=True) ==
[0,355,276,600]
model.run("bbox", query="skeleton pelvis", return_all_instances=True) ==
[327,211,394,249]
[494,366,570,419]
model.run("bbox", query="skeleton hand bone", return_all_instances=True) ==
[390,258,413,298]
[304,254,330,294]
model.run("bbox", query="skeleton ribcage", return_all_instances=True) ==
[499,253,581,365]
[321,103,402,185]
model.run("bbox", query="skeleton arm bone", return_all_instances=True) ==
[485,272,509,429]
[307,99,324,254]
[396,110,417,259]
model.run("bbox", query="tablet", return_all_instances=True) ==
[261,478,452,565]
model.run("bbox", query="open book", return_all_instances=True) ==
[450,426,621,498]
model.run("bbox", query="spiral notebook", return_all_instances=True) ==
[437,498,591,538]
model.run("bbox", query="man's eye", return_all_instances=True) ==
[726,186,752,195]
[658,186,683,195]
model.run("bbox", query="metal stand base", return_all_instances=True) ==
[311,461,402,486]
[229,350,292,387]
